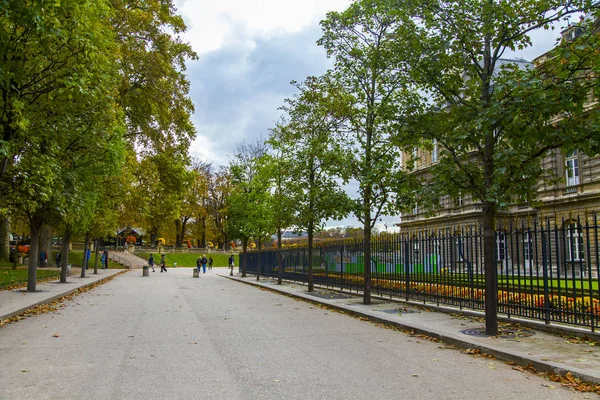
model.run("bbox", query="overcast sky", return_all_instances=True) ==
[173,0,569,230]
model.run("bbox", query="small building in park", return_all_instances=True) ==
[116,227,145,246]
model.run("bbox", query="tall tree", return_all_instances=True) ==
[319,1,417,304]
[208,166,232,250]
[396,0,600,335]
[264,124,299,285]
[112,0,197,154]
[274,77,353,291]
[227,138,269,277]
[0,0,124,290]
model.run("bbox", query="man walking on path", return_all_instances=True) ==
[160,254,167,272]
[208,256,213,270]
[228,254,235,276]
[148,254,155,272]
[200,255,207,273]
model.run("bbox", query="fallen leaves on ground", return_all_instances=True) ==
[0,270,128,328]
[545,372,600,394]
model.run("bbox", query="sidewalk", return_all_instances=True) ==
[225,273,600,387]
[0,252,150,322]
[0,268,125,321]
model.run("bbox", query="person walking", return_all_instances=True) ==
[100,252,106,269]
[160,254,167,273]
[103,250,109,269]
[55,252,61,268]
[39,249,47,268]
[200,254,207,273]
[148,254,155,272]
[196,255,202,272]
[208,256,213,270]
[85,248,91,270]
[228,254,235,276]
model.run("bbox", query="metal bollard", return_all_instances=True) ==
[193,268,199,278]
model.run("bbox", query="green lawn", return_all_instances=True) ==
[0,266,60,289]
[136,252,238,268]
[0,250,123,289]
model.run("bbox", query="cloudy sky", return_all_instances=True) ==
[173,0,568,230]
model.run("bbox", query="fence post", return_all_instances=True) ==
[542,217,551,325]
[404,237,410,302]
[340,245,344,291]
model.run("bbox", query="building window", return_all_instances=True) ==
[496,232,506,261]
[566,222,584,262]
[565,150,579,187]
[432,139,438,162]
[413,202,419,215]
[522,232,533,267]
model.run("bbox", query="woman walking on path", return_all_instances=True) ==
[208,256,213,270]
[160,254,167,272]
[148,254,155,272]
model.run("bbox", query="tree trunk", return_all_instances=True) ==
[308,221,314,292]
[0,215,10,262]
[277,230,283,285]
[180,217,189,247]
[80,232,90,278]
[27,217,43,292]
[60,225,72,283]
[256,237,261,281]
[241,238,248,277]
[39,224,53,264]
[480,23,498,336]
[93,240,99,274]
[175,219,181,248]
[363,219,372,305]
[482,201,498,336]
[200,215,206,248]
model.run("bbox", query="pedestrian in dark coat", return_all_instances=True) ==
[160,254,167,272]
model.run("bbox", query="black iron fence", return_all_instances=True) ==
[241,213,600,331]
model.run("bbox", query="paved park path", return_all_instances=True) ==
[0,268,591,400]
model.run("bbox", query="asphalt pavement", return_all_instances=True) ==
[227,274,600,387]
[1,254,599,398]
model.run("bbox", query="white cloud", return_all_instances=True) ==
[175,0,350,54]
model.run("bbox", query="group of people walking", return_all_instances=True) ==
[37,248,109,270]
[147,254,167,272]
[196,255,212,273]
[146,253,236,275]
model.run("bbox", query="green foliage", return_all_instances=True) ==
[318,2,419,228]
[227,138,273,247]
[398,0,600,210]
[113,0,197,153]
